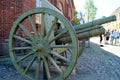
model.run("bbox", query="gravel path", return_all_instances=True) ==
[0,63,24,80]
[0,39,120,80]
[67,39,120,80]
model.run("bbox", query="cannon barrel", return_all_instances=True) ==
[59,25,105,43]
[74,15,116,31]
[55,15,116,35]
[55,15,116,43]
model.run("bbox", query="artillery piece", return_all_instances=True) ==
[1,0,116,80]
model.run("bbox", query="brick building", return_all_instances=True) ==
[0,0,74,43]
[48,0,75,22]
[102,7,120,31]
[0,0,75,55]
[0,0,36,43]
[0,0,36,55]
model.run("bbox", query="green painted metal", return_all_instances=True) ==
[74,15,116,31]
[9,8,79,80]
[7,1,116,80]
[77,26,105,40]
[0,54,29,62]
[55,15,116,35]
[0,56,11,61]
[41,0,62,14]
[56,25,105,43]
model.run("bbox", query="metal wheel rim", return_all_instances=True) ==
[9,8,78,80]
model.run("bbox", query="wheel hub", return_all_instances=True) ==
[33,40,50,57]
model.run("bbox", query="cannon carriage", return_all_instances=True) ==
[0,0,116,80]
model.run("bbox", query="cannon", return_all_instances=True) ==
[0,0,116,80]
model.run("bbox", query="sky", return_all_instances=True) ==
[73,0,120,19]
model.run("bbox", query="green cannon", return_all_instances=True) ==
[55,15,116,42]
[8,8,116,80]
[7,1,116,80]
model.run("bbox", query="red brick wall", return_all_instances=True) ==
[22,0,36,36]
[22,0,36,12]
[0,0,74,43]
[48,0,75,22]
[0,0,35,43]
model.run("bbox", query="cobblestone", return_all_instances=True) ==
[67,37,120,80]
[0,37,120,80]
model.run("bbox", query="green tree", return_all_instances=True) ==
[73,10,80,25]
[84,0,97,22]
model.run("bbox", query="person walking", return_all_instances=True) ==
[105,29,110,44]
[112,29,119,45]
[110,30,114,45]
[99,35,104,47]
[118,30,120,45]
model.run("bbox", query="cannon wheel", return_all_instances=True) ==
[9,8,79,80]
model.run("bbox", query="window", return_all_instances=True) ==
[58,2,63,12]
[36,0,42,7]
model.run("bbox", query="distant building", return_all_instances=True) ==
[103,7,120,31]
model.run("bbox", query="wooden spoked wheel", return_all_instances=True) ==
[9,8,79,80]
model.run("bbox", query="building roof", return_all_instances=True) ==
[112,6,120,15]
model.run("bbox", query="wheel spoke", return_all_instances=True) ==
[28,16,39,39]
[42,57,51,79]
[45,18,58,40]
[13,47,32,50]
[24,56,36,73]
[50,51,69,63]
[40,13,45,37]
[49,31,67,44]
[35,58,41,80]
[19,24,34,41]
[14,35,31,45]
[9,8,78,80]
[48,55,62,73]
[65,49,72,60]
[17,51,34,63]
[67,49,72,54]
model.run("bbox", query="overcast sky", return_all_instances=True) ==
[73,0,120,19]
